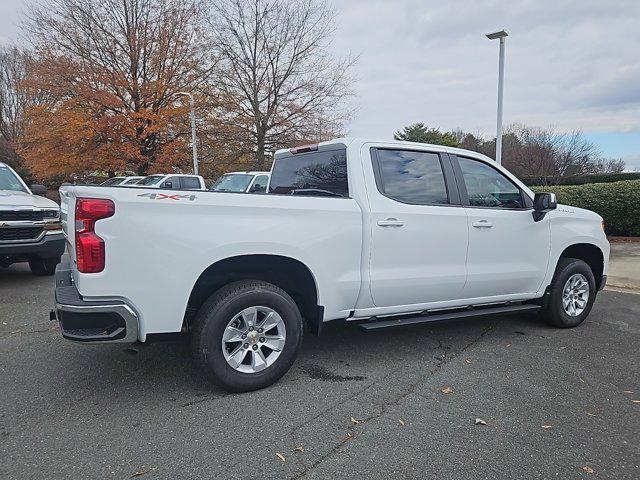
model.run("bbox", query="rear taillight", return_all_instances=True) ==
[75,198,115,273]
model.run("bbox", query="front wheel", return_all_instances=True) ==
[192,280,303,392]
[29,256,61,276]
[541,257,596,328]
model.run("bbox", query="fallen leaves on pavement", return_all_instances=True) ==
[464,358,472,365]
[344,432,353,440]
[293,446,304,453]
[398,419,405,426]
[632,400,640,404]
[586,411,598,417]
[440,386,454,394]
[276,453,286,463]
[350,417,362,425]
[130,468,155,478]
[542,425,553,429]
[581,466,595,474]
[623,390,633,394]
[474,418,487,426]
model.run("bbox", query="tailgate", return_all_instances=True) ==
[58,185,76,262]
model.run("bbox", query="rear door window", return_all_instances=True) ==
[373,149,449,205]
[181,176,201,189]
[269,148,348,197]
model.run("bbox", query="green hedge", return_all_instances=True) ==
[531,180,640,237]
[522,172,640,186]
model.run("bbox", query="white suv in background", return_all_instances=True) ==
[0,162,64,275]
[210,171,270,193]
[134,174,206,190]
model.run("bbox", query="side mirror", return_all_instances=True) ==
[162,181,173,189]
[30,184,47,195]
[532,192,557,222]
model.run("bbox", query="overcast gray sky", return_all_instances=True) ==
[2,0,639,169]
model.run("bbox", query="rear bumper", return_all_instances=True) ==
[52,261,139,343]
[0,232,65,258]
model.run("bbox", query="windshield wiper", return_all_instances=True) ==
[290,188,343,197]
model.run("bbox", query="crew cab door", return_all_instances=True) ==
[366,147,468,307]
[451,155,550,298]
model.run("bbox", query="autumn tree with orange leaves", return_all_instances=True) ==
[19,0,213,180]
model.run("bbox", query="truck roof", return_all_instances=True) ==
[275,137,495,163]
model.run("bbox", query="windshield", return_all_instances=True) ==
[100,177,124,186]
[123,177,143,185]
[137,175,165,186]
[210,174,253,192]
[0,165,28,193]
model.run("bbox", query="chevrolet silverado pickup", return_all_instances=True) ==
[53,138,609,392]
[1,162,64,275]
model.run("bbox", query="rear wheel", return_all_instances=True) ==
[192,280,303,392]
[541,257,596,328]
[29,256,60,276]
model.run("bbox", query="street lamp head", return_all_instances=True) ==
[486,30,508,40]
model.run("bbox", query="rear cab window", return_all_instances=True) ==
[269,146,348,197]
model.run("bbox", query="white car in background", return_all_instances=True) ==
[210,171,270,193]
[134,174,206,190]
[99,176,144,186]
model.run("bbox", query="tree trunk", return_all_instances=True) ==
[255,126,266,171]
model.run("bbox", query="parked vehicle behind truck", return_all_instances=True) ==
[134,174,206,190]
[1,162,63,275]
[100,176,144,186]
[53,138,609,391]
[210,171,270,193]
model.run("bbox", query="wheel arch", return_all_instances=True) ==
[558,243,605,289]
[185,254,323,335]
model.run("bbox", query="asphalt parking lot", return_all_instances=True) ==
[1,263,639,479]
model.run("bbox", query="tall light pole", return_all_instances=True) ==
[486,30,508,164]
[174,91,199,175]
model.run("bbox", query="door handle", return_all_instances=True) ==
[377,218,404,227]
[472,220,493,228]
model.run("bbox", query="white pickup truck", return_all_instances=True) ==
[1,162,64,275]
[54,138,609,392]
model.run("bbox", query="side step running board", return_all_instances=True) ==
[359,303,541,331]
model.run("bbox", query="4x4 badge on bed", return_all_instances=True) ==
[137,193,197,201]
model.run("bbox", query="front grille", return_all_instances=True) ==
[0,210,45,221]
[0,227,44,242]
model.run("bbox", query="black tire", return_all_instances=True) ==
[191,280,303,392]
[29,256,61,276]
[541,257,596,328]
